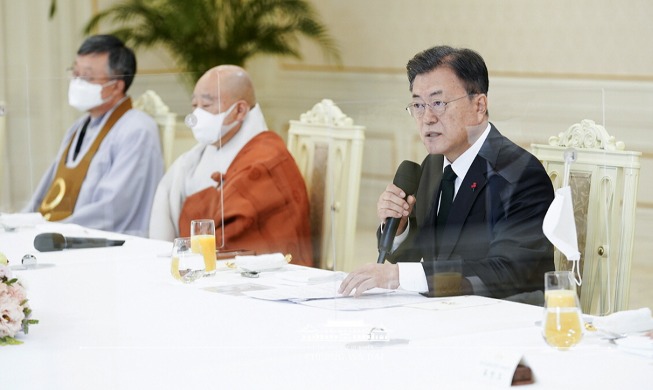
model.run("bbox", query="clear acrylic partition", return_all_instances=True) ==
[2,69,650,314]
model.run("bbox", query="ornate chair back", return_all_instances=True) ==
[532,119,641,314]
[287,100,365,271]
[133,90,179,168]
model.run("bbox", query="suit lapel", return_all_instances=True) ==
[416,154,444,228]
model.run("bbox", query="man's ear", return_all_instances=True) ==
[104,79,124,99]
[476,94,487,115]
[236,101,250,120]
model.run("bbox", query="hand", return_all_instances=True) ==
[338,263,400,297]
[377,183,416,235]
[211,171,226,184]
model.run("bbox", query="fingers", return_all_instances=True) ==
[339,276,376,297]
[352,278,378,298]
[338,270,364,296]
[406,195,416,214]
[377,184,410,222]
[337,264,400,297]
[338,265,374,296]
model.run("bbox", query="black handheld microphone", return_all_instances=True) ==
[377,160,422,263]
[34,232,125,252]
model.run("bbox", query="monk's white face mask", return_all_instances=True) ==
[186,102,239,145]
[68,78,115,112]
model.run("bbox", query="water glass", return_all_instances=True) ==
[542,270,584,349]
[170,237,205,283]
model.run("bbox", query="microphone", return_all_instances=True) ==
[33,232,125,252]
[377,160,422,264]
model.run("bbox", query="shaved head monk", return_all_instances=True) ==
[149,65,313,266]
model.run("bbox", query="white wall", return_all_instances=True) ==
[0,0,93,212]
[1,0,652,231]
[247,62,653,229]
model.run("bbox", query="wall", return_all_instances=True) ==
[1,0,651,232]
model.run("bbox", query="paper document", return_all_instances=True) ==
[299,290,429,311]
[242,280,392,302]
[242,280,429,310]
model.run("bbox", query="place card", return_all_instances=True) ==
[475,350,532,387]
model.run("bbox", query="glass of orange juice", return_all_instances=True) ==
[190,219,216,275]
[542,270,583,350]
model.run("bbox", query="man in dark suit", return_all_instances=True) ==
[339,46,554,303]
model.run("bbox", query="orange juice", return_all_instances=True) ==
[543,307,583,349]
[191,234,216,272]
[433,272,462,296]
[170,256,181,280]
[545,289,578,307]
[543,290,583,349]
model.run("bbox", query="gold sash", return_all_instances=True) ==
[39,98,132,221]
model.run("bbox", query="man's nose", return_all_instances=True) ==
[422,106,439,124]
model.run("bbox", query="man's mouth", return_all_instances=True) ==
[425,131,441,138]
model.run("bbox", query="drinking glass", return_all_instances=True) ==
[542,270,584,349]
[431,259,463,297]
[170,237,205,283]
[190,219,217,275]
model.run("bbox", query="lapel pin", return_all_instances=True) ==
[471,182,477,192]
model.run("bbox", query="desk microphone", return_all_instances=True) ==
[34,232,125,252]
[377,160,422,264]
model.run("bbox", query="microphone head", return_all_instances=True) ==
[393,160,422,195]
[34,233,66,252]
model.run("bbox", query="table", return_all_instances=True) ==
[1,223,651,389]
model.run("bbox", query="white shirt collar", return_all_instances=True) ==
[444,122,491,196]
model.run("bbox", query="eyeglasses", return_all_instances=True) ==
[405,94,474,118]
[66,67,114,84]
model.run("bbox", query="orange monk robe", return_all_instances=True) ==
[179,132,313,267]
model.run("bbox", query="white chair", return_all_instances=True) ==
[287,99,365,271]
[531,119,641,315]
[133,90,179,168]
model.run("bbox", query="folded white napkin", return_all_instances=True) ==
[614,335,653,359]
[0,213,45,228]
[592,308,653,334]
[234,253,287,273]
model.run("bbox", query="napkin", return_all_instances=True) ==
[592,308,653,335]
[234,253,287,273]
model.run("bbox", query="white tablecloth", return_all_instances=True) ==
[0,224,651,389]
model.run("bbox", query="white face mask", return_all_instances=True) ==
[68,78,115,112]
[186,102,239,145]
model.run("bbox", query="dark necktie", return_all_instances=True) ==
[436,165,457,243]
[73,118,91,161]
